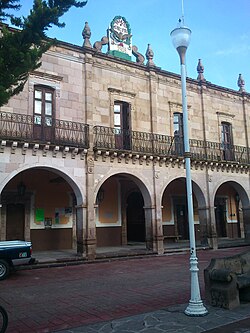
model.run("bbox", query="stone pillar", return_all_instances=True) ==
[0,203,6,240]
[153,217,164,255]
[154,202,164,255]
[242,206,250,240]
[144,205,164,254]
[85,202,97,260]
[81,51,96,260]
[148,69,158,134]
[24,199,31,241]
[238,207,245,238]
[71,194,77,251]
[207,205,218,249]
[76,204,87,256]
[144,206,153,251]
[76,203,96,261]
[121,201,127,246]
[85,155,97,260]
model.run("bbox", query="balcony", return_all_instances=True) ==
[0,111,89,148]
[93,126,250,164]
[0,115,249,165]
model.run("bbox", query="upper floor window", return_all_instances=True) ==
[221,122,234,160]
[114,103,122,131]
[114,101,131,149]
[34,86,54,126]
[114,101,130,131]
[221,122,233,146]
[173,112,183,137]
[33,86,55,142]
[173,112,184,156]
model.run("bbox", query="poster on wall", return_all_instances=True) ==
[35,208,45,224]
[55,207,72,224]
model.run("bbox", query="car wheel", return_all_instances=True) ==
[0,260,9,280]
[0,305,8,333]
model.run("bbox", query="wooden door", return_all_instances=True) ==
[6,204,25,240]
[176,204,189,240]
[215,198,227,237]
[126,192,145,242]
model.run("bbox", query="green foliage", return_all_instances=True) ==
[0,0,87,106]
[0,0,20,21]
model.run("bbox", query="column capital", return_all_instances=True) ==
[75,204,87,209]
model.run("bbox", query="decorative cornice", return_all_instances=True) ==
[46,49,85,64]
[2,137,249,174]
[108,87,136,98]
[2,23,249,99]
[30,70,63,82]
[216,111,235,119]
[200,81,246,100]
[168,101,191,111]
[93,148,249,174]
[0,140,88,160]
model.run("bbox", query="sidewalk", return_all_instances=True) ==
[57,303,250,333]
[31,239,250,267]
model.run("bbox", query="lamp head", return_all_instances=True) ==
[170,24,191,64]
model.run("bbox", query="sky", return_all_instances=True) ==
[9,0,250,92]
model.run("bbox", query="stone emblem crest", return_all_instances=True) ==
[108,16,132,60]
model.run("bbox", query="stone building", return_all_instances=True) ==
[0,17,250,260]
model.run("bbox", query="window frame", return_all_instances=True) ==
[221,121,234,161]
[33,85,55,127]
[33,85,55,142]
[173,112,184,156]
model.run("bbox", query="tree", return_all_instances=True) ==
[0,0,88,107]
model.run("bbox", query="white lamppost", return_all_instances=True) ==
[170,15,208,316]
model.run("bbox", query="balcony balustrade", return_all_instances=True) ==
[0,111,89,148]
[93,125,250,164]
[0,114,249,164]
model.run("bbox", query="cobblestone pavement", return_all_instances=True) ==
[1,246,250,333]
[57,303,250,333]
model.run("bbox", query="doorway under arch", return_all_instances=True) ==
[126,191,145,242]
[6,203,25,240]
[214,181,248,240]
[162,177,207,244]
[1,167,82,251]
[95,173,152,249]
[214,197,227,237]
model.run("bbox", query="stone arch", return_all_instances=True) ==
[1,165,85,251]
[95,170,152,208]
[161,176,207,244]
[94,171,154,250]
[213,180,250,241]
[213,180,250,208]
[1,164,84,205]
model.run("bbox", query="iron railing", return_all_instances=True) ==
[189,139,249,164]
[0,115,249,164]
[93,126,250,164]
[0,111,89,148]
[93,126,180,156]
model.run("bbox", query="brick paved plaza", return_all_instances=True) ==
[1,246,250,332]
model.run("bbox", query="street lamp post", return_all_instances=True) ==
[170,19,208,316]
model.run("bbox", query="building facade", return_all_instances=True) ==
[0,18,250,260]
